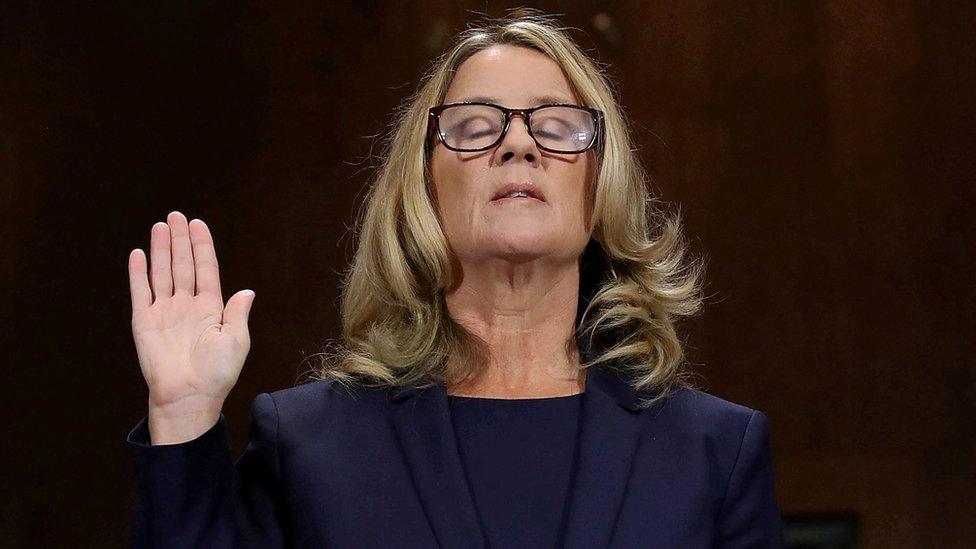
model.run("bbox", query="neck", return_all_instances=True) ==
[443,258,585,399]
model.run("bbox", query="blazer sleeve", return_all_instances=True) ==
[715,410,786,548]
[126,392,287,548]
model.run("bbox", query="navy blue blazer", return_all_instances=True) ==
[126,364,785,548]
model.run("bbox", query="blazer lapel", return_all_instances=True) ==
[389,382,486,548]
[557,364,649,549]
[388,362,650,549]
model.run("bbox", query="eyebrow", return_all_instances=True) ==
[455,94,577,106]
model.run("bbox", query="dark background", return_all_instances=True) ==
[2,2,973,547]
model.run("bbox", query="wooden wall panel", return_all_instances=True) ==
[2,2,971,546]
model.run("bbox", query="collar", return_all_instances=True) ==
[389,361,647,413]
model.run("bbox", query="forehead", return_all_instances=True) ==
[444,45,578,107]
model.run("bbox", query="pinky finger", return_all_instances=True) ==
[128,249,153,312]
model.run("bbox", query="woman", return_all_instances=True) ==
[126,11,784,548]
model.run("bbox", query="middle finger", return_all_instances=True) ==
[168,211,195,295]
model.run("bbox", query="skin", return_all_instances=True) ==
[430,45,595,398]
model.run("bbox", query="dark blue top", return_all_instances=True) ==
[447,392,584,548]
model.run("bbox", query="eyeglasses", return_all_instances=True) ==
[426,101,604,154]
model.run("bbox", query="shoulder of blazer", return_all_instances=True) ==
[649,385,762,441]
[261,377,764,451]
[263,378,393,430]
[268,377,386,402]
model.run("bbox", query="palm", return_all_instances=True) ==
[133,292,243,409]
[127,212,255,415]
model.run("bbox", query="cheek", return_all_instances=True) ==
[430,154,457,216]
[430,156,482,228]
[556,164,592,223]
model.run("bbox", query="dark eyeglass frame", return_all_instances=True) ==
[425,101,605,154]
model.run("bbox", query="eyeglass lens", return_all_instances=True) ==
[438,105,596,152]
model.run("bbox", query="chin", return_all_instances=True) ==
[486,235,554,264]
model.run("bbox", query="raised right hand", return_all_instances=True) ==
[128,211,256,444]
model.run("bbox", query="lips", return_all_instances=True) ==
[490,182,546,202]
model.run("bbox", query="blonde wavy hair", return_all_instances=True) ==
[310,9,705,409]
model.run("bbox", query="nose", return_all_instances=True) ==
[497,114,539,165]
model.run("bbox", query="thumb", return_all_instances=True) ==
[222,289,256,342]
